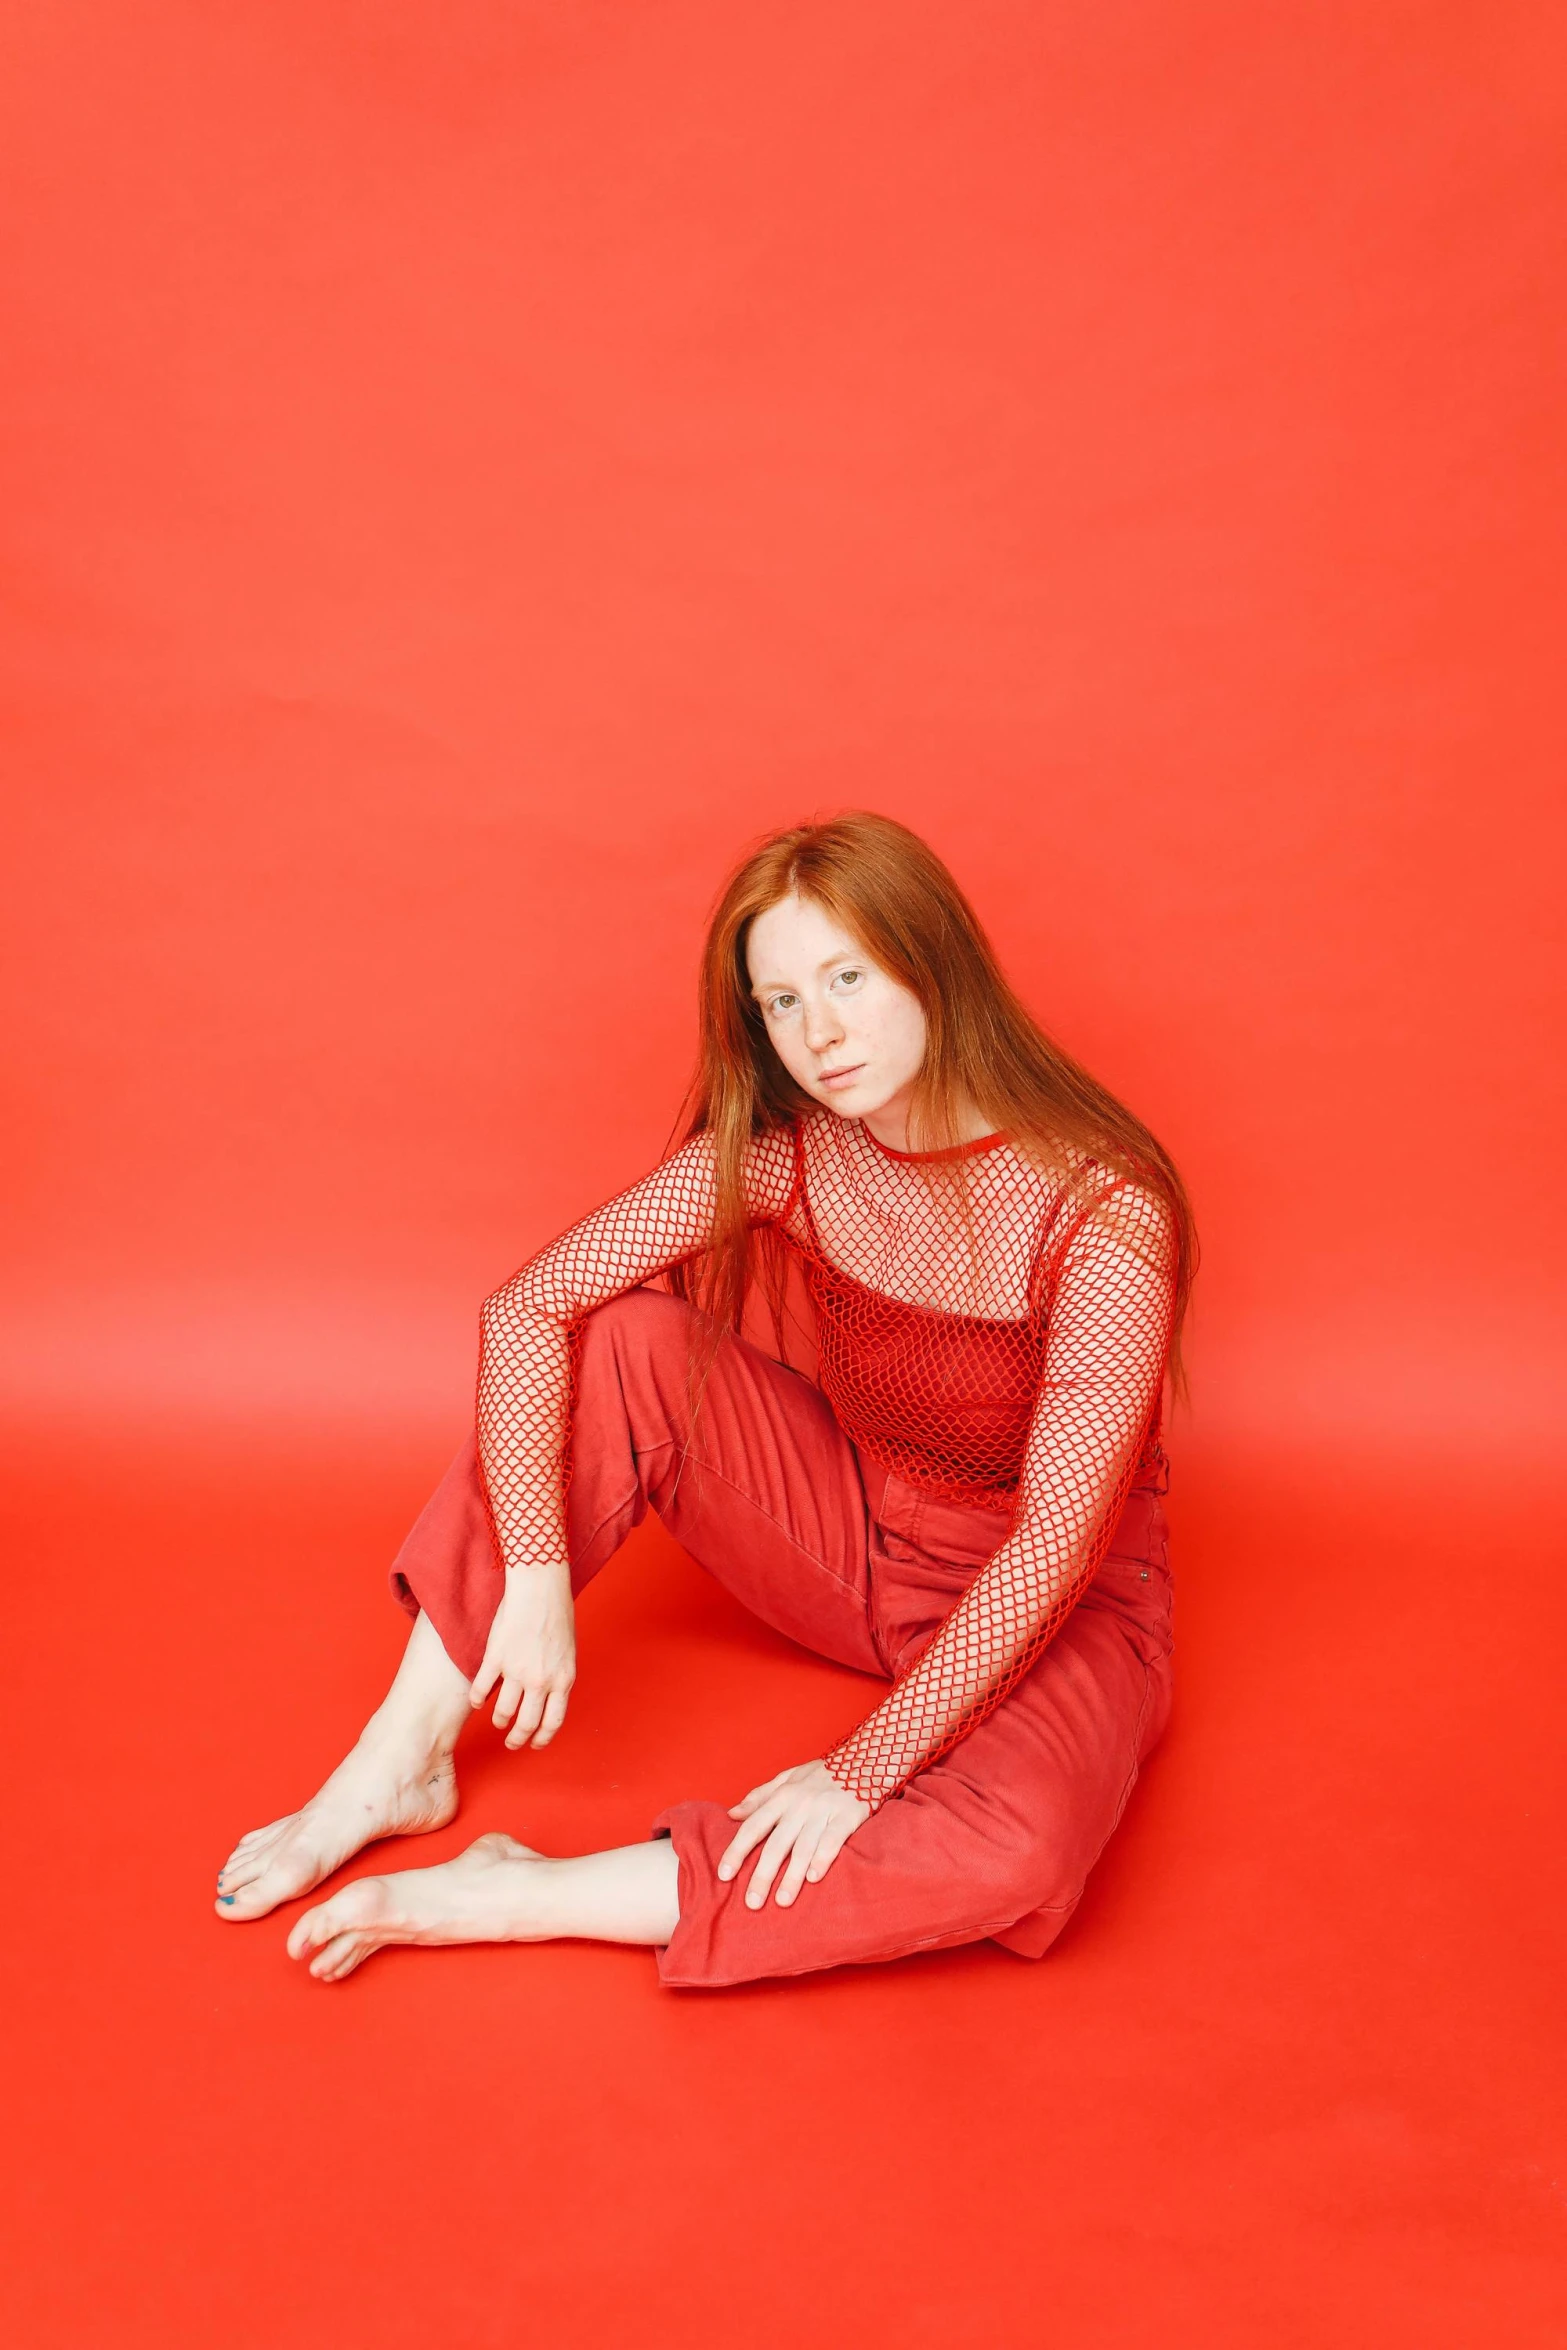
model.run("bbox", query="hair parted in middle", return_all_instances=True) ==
[665,808,1197,1401]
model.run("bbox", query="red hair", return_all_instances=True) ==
[668,809,1198,1399]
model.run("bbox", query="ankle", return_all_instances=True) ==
[358,1701,462,1771]
[351,1614,471,1773]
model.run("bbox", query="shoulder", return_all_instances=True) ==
[974,1134,1069,1208]
[1008,1140,1173,1263]
[1058,1160,1179,1275]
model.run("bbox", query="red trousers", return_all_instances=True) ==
[389,1288,1175,1989]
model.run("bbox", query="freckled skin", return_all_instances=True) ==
[214,897,944,1964]
[744,892,932,1145]
[214,892,992,1975]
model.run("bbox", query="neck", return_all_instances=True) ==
[860,1087,993,1153]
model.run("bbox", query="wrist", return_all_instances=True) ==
[821,1752,884,1812]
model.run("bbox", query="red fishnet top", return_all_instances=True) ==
[477,1113,1179,1810]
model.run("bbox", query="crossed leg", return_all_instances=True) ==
[284,1825,683,1980]
[217,1287,1172,1984]
[214,1587,683,1972]
[215,1289,878,1964]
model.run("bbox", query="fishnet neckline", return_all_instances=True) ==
[476,1111,1178,1806]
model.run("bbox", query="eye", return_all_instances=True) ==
[834,967,863,989]
[765,992,798,1016]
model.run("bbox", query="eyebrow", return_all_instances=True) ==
[748,950,864,999]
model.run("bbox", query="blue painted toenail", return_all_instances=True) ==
[220,1895,235,1904]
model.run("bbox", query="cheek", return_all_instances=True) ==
[766,1024,814,1083]
[880,991,928,1073]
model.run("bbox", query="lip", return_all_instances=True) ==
[817,1063,865,1089]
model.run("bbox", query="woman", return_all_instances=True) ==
[215,811,1196,1988]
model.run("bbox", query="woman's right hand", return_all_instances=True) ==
[469,1568,578,1750]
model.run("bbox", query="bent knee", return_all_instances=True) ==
[576,1284,695,1357]
[571,1287,704,1422]
[905,1788,1113,1919]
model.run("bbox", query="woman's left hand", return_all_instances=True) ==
[718,1760,872,1909]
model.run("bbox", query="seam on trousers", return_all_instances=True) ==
[572,1474,652,1570]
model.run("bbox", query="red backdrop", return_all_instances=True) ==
[3,6,1563,2346]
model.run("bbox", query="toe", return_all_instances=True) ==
[220,1824,289,1880]
[289,1880,379,1953]
[217,1849,274,1894]
[310,1934,368,1982]
[215,1875,278,1920]
[216,1859,295,1918]
[287,1901,337,1960]
[230,1818,291,1859]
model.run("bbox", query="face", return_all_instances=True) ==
[745,892,928,1138]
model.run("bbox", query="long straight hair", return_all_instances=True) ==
[667,810,1198,1401]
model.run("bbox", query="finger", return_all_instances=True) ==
[469,1655,499,1709]
[716,1796,785,1882]
[505,1686,547,1751]
[774,1821,826,1908]
[726,1768,792,1820]
[716,1805,777,1880]
[530,1687,570,1748]
[743,1815,800,1910]
[805,1822,853,1882]
[491,1674,524,1732]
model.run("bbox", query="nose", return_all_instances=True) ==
[802,994,845,1055]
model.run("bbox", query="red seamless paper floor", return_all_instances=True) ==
[2,4,1563,2344]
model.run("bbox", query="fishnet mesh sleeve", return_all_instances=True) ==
[476,1128,796,1577]
[820,1178,1180,1809]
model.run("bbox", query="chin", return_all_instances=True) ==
[819,1083,891,1118]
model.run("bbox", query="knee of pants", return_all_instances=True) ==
[902,1782,1108,1922]
[572,1287,700,1426]
[567,1289,707,1531]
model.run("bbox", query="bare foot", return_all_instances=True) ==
[215,1734,459,1922]
[287,1832,547,1980]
